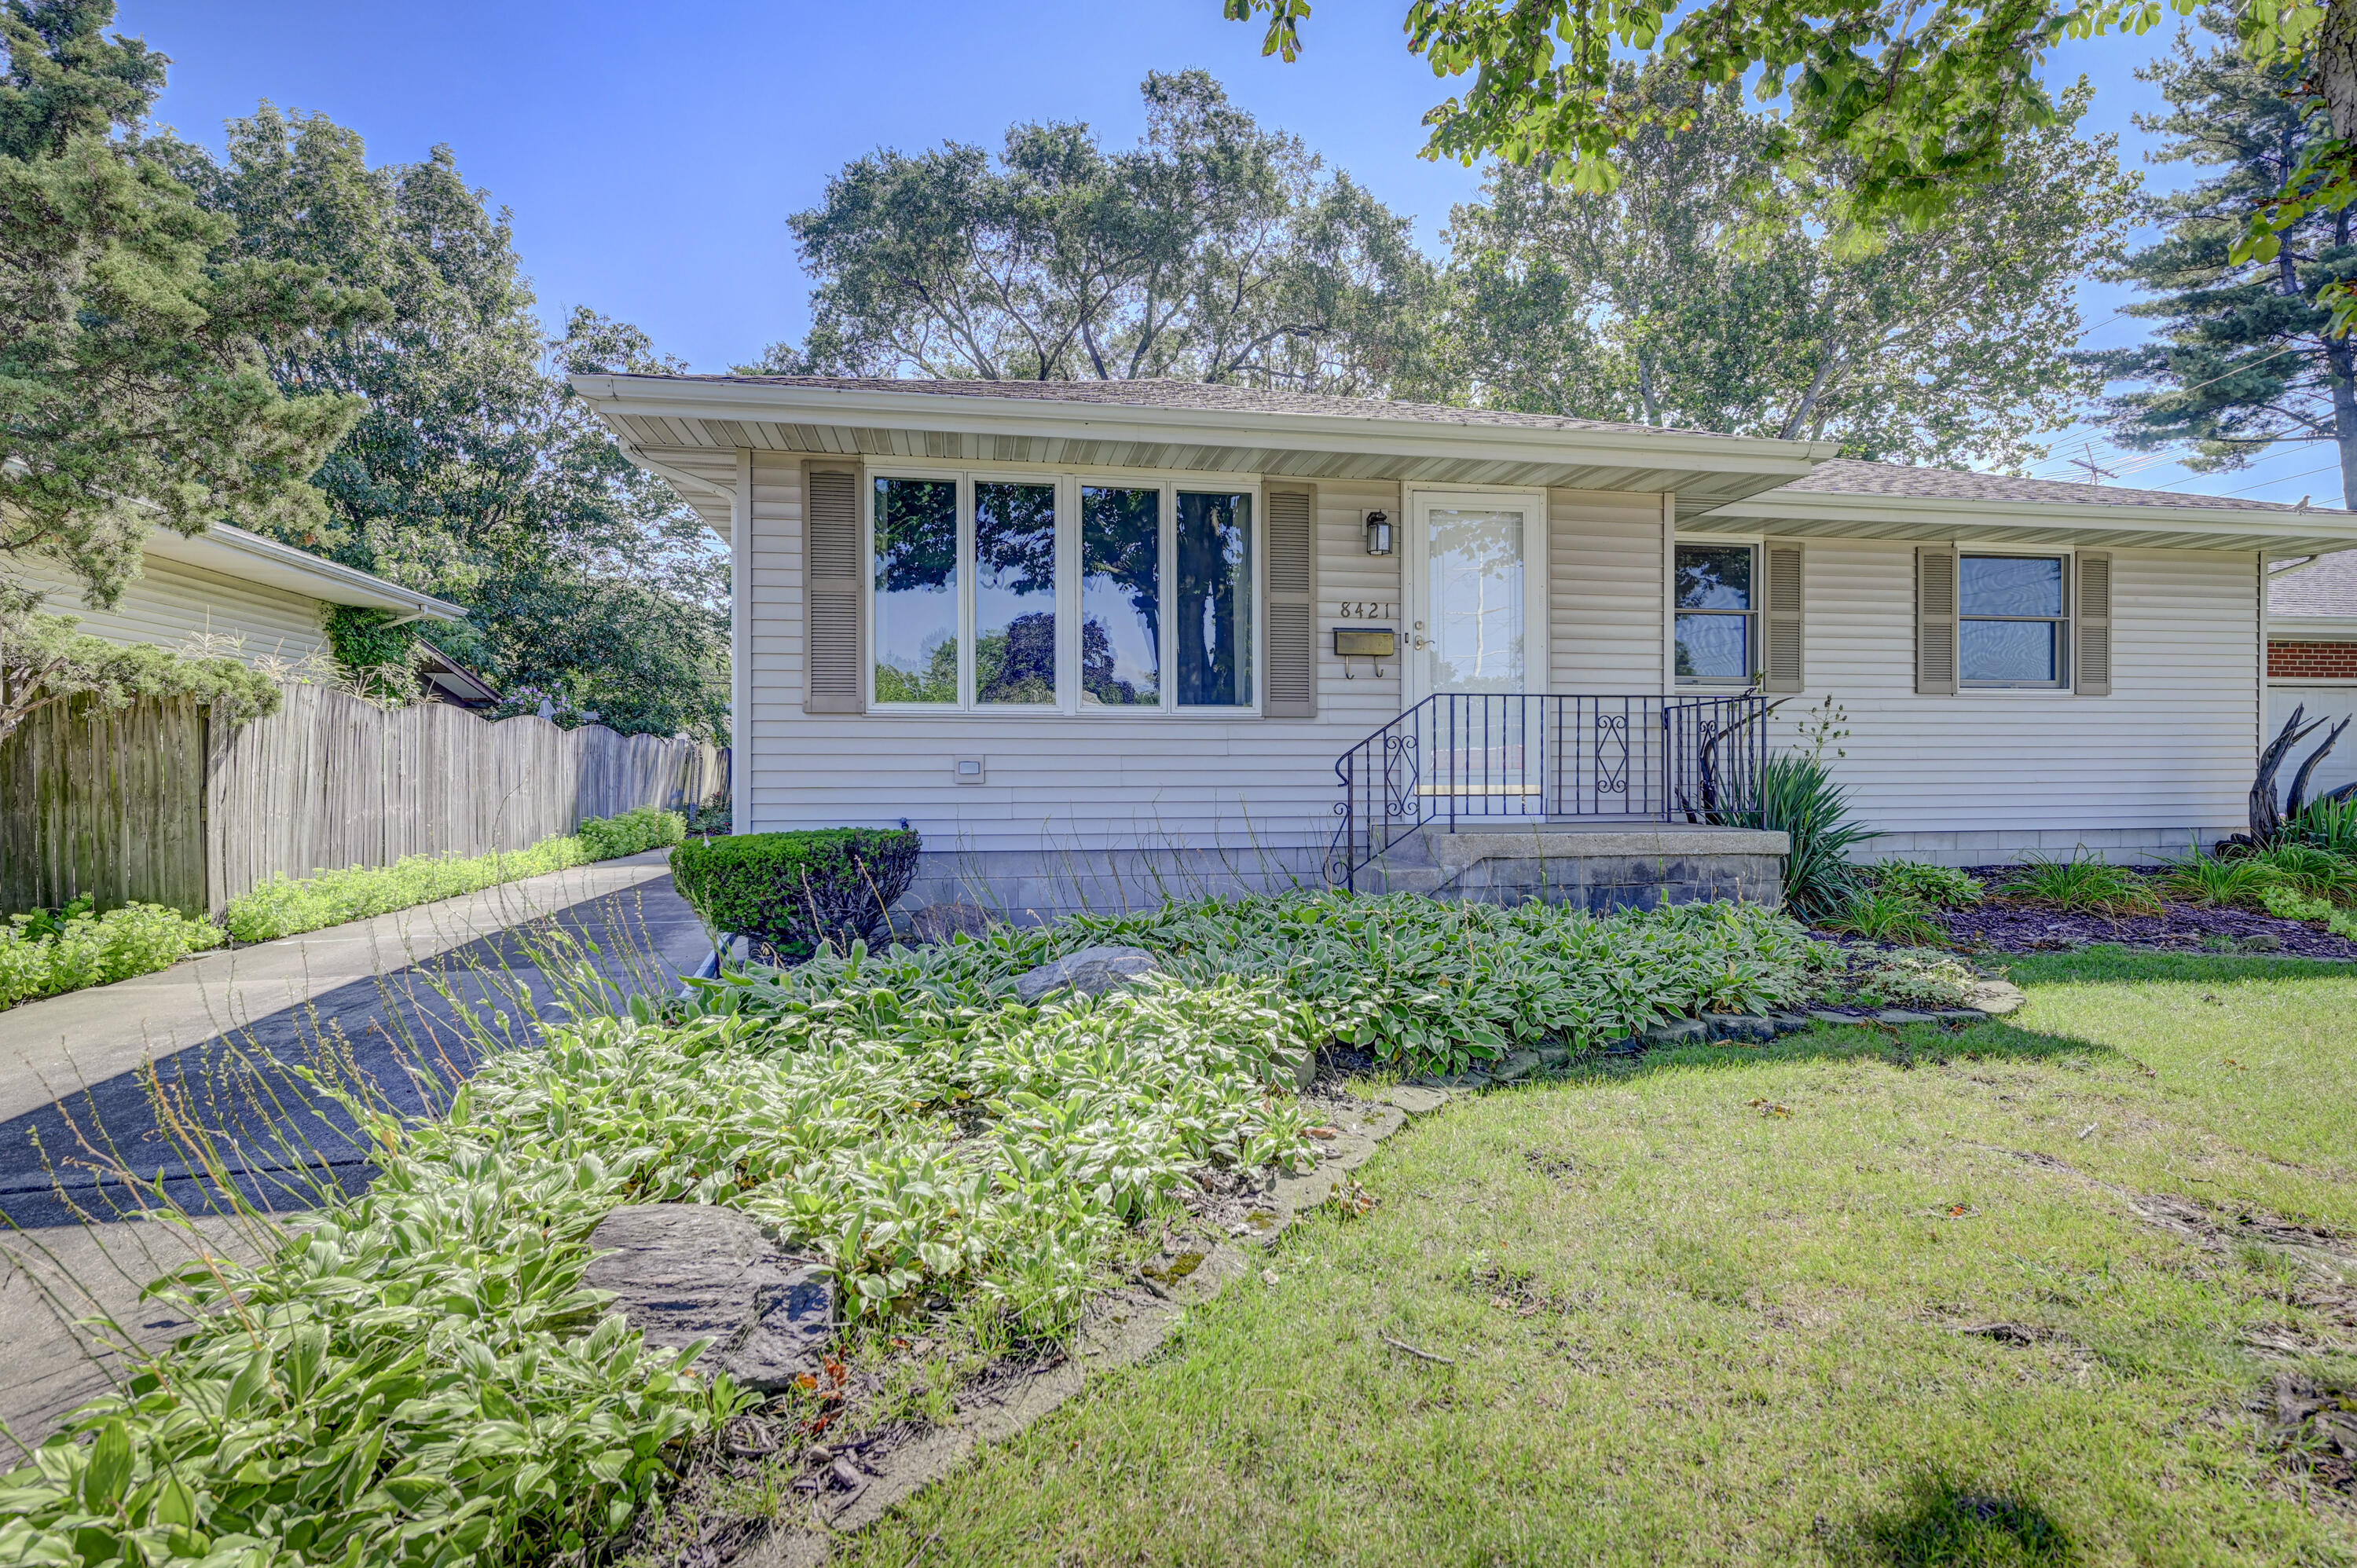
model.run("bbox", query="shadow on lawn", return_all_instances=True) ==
[1834,1473,2080,1566]
[1563,1014,2109,1086]
[1992,946,2357,990]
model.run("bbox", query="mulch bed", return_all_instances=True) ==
[1916,866,2357,959]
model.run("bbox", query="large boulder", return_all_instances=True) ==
[582,1203,832,1391]
[1012,944,1160,1005]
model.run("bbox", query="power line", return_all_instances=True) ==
[2214,459,2343,499]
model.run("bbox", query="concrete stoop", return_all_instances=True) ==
[1351,822,1791,910]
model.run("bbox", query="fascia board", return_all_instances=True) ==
[2271,615,2357,641]
[1694,488,2357,549]
[569,374,1834,484]
[143,524,466,619]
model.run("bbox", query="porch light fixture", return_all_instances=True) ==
[1363,509,1393,555]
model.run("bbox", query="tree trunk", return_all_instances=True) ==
[2324,0,2357,142]
[2330,338,2357,510]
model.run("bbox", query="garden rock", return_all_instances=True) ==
[1012,945,1159,1004]
[1382,1084,1447,1116]
[583,1204,832,1392]
[1707,1014,1777,1044]
[1490,1050,1545,1083]
[2237,932,2284,953]
[1640,1017,1708,1047]
[1968,980,2026,1015]
[907,902,993,945]
[1876,1009,1937,1025]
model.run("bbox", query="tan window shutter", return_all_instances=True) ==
[1761,540,1805,693]
[1915,544,1959,696]
[1263,484,1317,718]
[804,464,864,714]
[2074,551,2111,696]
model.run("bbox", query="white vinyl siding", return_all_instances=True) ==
[2268,681,2357,800]
[1777,540,2255,855]
[16,552,328,662]
[1550,489,1670,694]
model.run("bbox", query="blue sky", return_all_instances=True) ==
[120,0,2329,506]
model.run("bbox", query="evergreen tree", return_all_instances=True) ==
[0,0,372,614]
[2088,16,2357,508]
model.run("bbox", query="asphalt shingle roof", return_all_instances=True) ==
[1781,457,2338,515]
[2271,548,2357,617]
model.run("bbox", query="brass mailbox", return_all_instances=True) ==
[1333,628,1397,658]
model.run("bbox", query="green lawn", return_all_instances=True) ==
[838,950,2357,1566]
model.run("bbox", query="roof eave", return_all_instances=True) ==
[2271,614,2357,642]
[569,373,1838,497]
[1689,487,2357,552]
[141,524,466,621]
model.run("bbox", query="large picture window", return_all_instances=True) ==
[1959,554,2068,688]
[1674,543,1755,683]
[868,474,1258,713]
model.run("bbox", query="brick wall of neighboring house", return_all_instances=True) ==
[2270,639,2357,679]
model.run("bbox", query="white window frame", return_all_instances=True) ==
[1670,537,1761,688]
[1958,549,2072,691]
[863,467,1264,718]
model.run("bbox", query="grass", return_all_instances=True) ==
[822,949,2357,1566]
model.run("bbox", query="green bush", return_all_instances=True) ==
[2291,795,2357,856]
[2157,845,2283,908]
[670,827,921,962]
[576,807,685,860]
[1744,753,1875,920]
[2250,842,2357,905]
[1864,859,1985,907]
[1996,852,2165,915]
[2258,882,2357,937]
[0,901,225,1009]
[223,809,689,943]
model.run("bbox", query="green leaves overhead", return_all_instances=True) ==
[764,70,1439,394]
[1230,0,2192,232]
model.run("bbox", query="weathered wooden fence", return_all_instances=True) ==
[0,684,727,918]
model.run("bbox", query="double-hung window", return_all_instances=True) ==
[871,473,1257,713]
[1673,543,1756,684]
[1959,553,2069,688]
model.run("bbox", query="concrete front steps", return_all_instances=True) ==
[1346,819,1791,910]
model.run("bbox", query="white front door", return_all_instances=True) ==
[1405,491,1549,705]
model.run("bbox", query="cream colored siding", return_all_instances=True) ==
[17,552,328,661]
[1778,540,2255,857]
[1549,489,1669,693]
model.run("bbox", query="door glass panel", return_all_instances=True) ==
[1080,485,1161,706]
[974,481,1058,705]
[873,477,959,704]
[1175,492,1252,707]
[1424,507,1525,694]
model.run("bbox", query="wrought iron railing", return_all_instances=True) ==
[1325,692,1771,888]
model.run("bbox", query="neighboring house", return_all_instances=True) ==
[574,375,2357,910]
[416,645,504,711]
[2267,547,2357,799]
[11,520,463,670]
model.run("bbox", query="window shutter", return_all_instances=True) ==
[1263,484,1317,718]
[1762,540,1805,693]
[803,464,863,714]
[2074,551,2111,696]
[1915,544,1959,696]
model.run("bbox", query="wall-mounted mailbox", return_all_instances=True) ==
[1333,628,1397,658]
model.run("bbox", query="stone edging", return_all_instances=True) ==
[733,1083,1451,1567]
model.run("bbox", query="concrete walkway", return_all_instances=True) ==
[0,851,711,1226]
[0,851,714,1454]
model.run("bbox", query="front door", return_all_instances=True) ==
[1405,492,1546,702]
[1404,491,1549,814]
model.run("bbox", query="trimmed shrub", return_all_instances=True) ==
[670,827,922,962]
[0,901,226,1009]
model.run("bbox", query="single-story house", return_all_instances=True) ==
[11,519,467,683]
[573,374,2357,913]
[2267,546,2357,798]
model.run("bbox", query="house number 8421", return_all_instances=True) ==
[1335,602,1395,620]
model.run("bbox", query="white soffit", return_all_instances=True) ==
[1688,491,2357,555]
